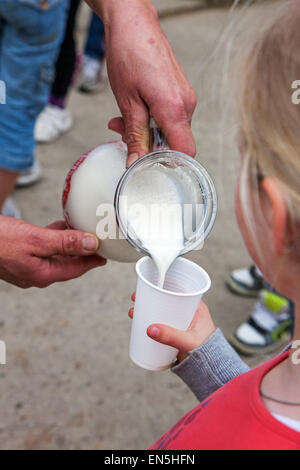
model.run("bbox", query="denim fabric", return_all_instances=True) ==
[84,12,105,61]
[0,0,68,171]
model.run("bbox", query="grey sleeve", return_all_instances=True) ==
[171,328,250,402]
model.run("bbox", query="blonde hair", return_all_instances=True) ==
[238,1,300,236]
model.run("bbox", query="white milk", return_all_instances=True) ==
[120,165,185,288]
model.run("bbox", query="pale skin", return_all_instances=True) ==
[129,147,300,421]
[236,176,300,421]
[0,0,197,288]
[0,169,19,211]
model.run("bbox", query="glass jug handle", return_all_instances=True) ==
[150,117,169,151]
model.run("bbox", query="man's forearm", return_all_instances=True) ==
[84,0,197,160]
[85,0,155,24]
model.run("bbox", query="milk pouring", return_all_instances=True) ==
[119,165,185,288]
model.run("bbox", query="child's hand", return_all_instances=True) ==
[128,294,216,363]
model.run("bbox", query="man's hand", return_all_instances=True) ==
[86,0,197,166]
[129,294,216,363]
[0,217,106,289]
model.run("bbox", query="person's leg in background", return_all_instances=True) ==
[50,0,81,108]
[0,17,19,213]
[0,170,19,215]
[78,12,105,93]
[227,265,264,297]
[84,12,105,61]
[35,0,81,145]
[226,266,294,355]
[0,0,68,210]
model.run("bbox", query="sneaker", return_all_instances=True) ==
[1,197,21,218]
[35,105,73,144]
[226,265,264,297]
[229,290,293,356]
[77,56,104,94]
[16,159,43,188]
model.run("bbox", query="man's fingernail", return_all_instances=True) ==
[149,327,160,339]
[82,235,99,252]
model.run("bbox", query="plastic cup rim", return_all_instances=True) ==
[136,256,211,298]
[129,353,174,371]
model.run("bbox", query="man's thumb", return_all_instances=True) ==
[48,230,100,257]
[124,106,150,167]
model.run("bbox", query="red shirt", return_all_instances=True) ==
[150,351,300,450]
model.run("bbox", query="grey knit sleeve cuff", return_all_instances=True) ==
[171,328,250,402]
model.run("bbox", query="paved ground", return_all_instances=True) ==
[0,0,284,450]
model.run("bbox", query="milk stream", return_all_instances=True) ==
[122,165,185,288]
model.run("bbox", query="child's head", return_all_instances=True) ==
[236,2,300,303]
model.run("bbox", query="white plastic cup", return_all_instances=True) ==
[129,256,211,371]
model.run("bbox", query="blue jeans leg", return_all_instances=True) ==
[84,12,105,61]
[0,0,68,171]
